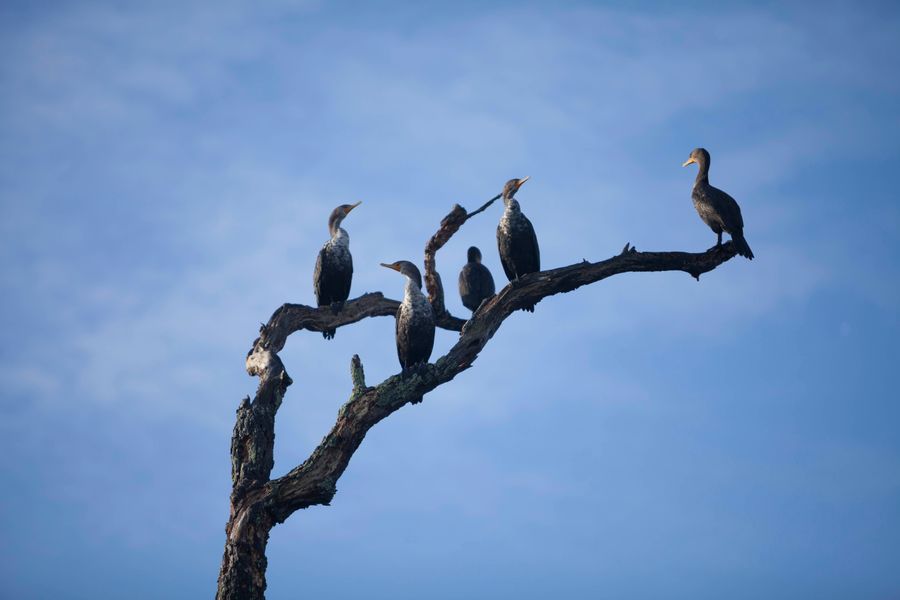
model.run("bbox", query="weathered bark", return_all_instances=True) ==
[423,204,468,326]
[216,198,740,598]
[217,501,273,600]
[216,346,290,599]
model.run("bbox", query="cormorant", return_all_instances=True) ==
[497,176,540,312]
[314,201,361,339]
[381,260,435,403]
[683,148,754,260]
[458,246,495,313]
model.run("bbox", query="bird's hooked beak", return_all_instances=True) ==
[380,262,400,272]
[516,175,530,189]
[682,157,696,167]
[347,201,362,212]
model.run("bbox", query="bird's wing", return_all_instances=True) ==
[313,247,328,305]
[476,263,495,297]
[395,306,406,365]
[335,252,353,302]
[497,218,541,279]
[525,216,541,272]
[315,246,354,306]
[712,186,745,231]
[497,227,518,281]
[511,215,541,273]
[408,313,436,366]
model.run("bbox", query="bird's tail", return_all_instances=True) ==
[401,367,425,404]
[322,329,336,340]
[732,232,754,260]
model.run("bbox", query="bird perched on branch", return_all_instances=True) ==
[497,176,540,311]
[458,246,495,313]
[683,148,754,260]
[381,260,435,403]
[314,202,361,338]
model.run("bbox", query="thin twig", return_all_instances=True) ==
[465,193,502,219]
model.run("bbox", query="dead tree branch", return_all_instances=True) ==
[262,241,737,520]
[423,204,469,329]
[217,197,739,599]
[465,192,502,219]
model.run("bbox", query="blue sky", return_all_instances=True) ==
[1,1,899,598]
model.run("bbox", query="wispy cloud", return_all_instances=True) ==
[2,0,894,425]
[1,2,899,597]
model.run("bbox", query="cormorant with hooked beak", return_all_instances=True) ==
[381,260,435,403]
[458,246,495,313]
[497,177,540,311]
[683,148,754,259]
[314,201,362,338]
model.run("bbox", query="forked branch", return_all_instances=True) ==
[260,241,737,520]
[218,196,739,600]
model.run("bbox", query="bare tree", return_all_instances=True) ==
[216,200,740,599]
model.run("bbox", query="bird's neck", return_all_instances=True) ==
[404,278,425,300]
[330,227,349,246]
[694,164,710,187]
[503,197,520,213]
[328,212,345,236]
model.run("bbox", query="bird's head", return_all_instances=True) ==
[501,176,530,200]
[380,260,423,289]
[467,246,482,263]
[328,201,362,235]
[682,148,710,169]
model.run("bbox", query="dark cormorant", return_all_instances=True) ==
[497,176,540,312]
[381,260,435,403]
[458,246,495,313]
[314,201,361,339]
[683,148,754,260]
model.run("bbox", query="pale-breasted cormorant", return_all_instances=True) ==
[683,148,754,260]
[314,201,361,339]
[458,246,495,313]
[381,261,436,393]
[497,176,540,311]
[381,260,434,371]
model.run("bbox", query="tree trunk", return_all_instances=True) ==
[216,501,273,600]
